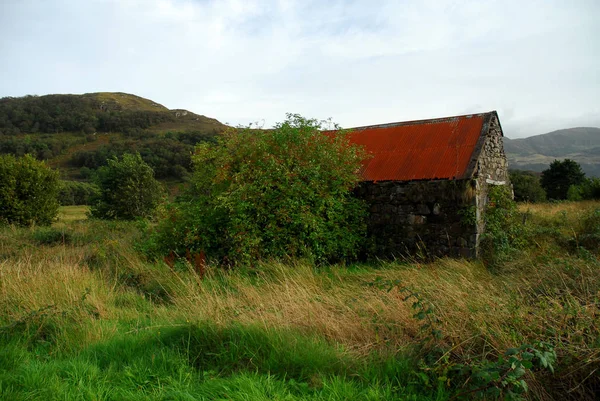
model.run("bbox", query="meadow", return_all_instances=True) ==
[0,202,598,400]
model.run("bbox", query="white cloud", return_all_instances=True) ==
[1,0,599,137]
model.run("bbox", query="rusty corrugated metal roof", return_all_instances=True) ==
[347,112,496,182]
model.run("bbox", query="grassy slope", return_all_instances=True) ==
[82,92,170,112]
[0,202,599,400]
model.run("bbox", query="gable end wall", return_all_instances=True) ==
[472,113,511,253]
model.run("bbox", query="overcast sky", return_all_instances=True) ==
[1,0,598,138]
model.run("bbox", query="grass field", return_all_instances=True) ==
[55,206,90,223]
[0,202,599,400]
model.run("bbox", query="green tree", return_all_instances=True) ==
[540,159,586,200]
[149,114,369,265]
[509,170,546,202]
[0,154,60,226]
[90,153,165,220]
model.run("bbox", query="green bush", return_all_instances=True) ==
[58,180,100,205]
[567,177,600,201]
[0,154,60,226]
[90,153,165,220]
[509,170,546,202]
[147,114,368,265]
[480,186,528,266]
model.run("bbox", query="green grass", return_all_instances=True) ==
[1,201,599,400]
[56,206,90,223]
[0,324,440,401]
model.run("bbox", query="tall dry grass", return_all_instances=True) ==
[1,201,599,399]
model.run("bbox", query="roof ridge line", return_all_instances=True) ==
[348,111,496,131]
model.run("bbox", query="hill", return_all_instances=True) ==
[0,92,225,135]
[505,127,600,176]
[0,92,227,182]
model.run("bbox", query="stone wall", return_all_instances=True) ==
[354,179,478,258]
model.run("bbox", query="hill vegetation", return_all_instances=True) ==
[0,93,226,182]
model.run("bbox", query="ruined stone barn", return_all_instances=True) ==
[348,111,509,258]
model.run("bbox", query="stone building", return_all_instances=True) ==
[349,111,509,258]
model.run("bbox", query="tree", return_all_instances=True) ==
[509,170,546,202]
[149,114,369,265]
[540,159,586,200]
[0,154,60,226]
[90,153,165,220]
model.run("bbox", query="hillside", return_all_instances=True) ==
[0,92,227,181]
[0,92,226,135]
[505,127,600,176]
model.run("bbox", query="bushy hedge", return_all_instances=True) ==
[146,114,369,265]
[0,154,60,226]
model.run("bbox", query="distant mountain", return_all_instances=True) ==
[504,127,600,177]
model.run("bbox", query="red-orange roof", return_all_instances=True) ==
[347,111,498,182]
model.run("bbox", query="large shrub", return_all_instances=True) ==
[148,114,368,265]
[0,154,60,226]
[90,153,165,220]
[480,185,529,266]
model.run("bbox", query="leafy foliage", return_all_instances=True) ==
[509,169,546,202]
[0,154,60,226]
[58,180,100,206]
[480,186,528,266]
[90,153,165,220]
[441,343,556,400]
[567,177,600,201]
[147,114,368,265]
[541,159,586,200]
